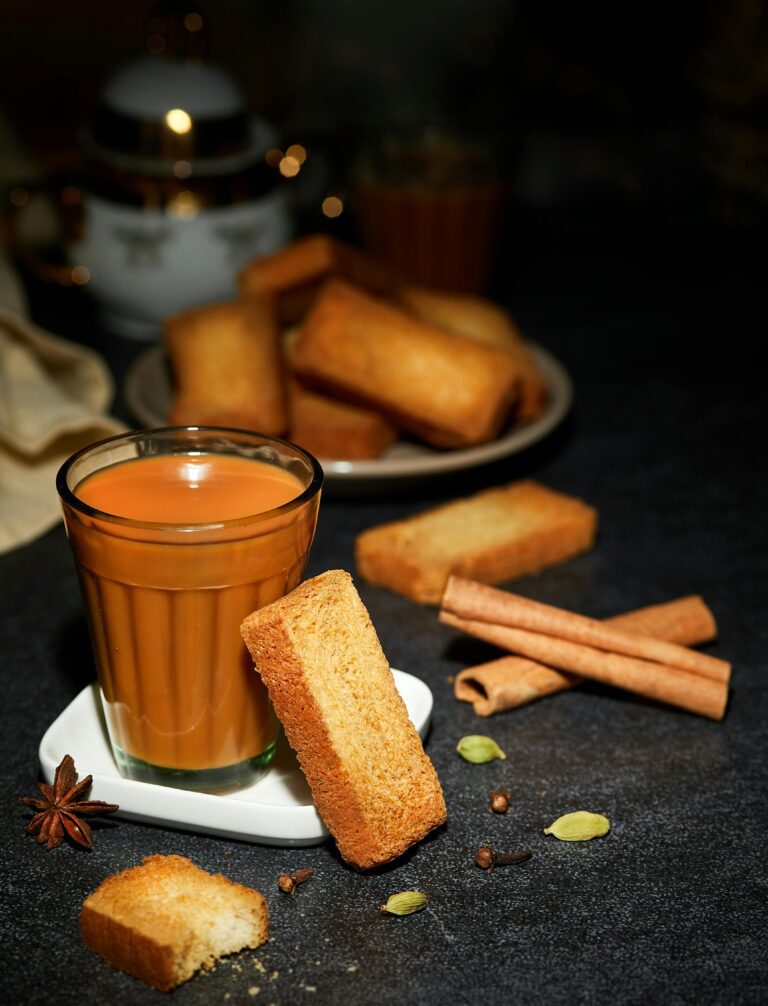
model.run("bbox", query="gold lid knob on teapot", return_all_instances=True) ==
[83,3,260,171]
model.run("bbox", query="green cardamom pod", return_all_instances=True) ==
[456,735,507,764]
[380,891,428,916]
[544,810,611,841]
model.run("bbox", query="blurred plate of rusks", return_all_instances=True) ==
[124,235,572,487]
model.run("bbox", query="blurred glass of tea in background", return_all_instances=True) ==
[353,124,506,293]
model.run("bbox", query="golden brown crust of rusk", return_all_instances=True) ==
[237,233,399,323]
[80,854,268,991]
[397,284,548,420]
[164,297,287,435]
[291,279,521,448]
[287,379,398,460]
[454,595,719,715]
[240,570,446,870]
[355,479,598,605]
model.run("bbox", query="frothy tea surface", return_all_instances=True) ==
[76,453,304,523]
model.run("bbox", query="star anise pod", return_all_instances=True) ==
[20,754,119,850]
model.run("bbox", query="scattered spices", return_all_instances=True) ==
[20,754,118,850]
[380,891,428,916]
[489,789,510,814]
[456,735,507,764]
[475,845,532,872]
[277,867,314,894]
[544,811,610,841]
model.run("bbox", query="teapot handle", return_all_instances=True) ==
[3,177,88,287]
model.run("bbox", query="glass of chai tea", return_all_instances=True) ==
[354,123,507,294]
[57,426,323,791]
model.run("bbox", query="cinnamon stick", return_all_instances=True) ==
[440,610,728,720]
[454,595,718,715]
[442,576,730,685]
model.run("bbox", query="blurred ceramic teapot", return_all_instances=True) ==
[7,5,292,338]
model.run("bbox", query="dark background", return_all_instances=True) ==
[2,0,767,237]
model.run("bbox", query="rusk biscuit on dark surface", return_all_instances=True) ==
[80,854,268,991]
[356,480,598,605]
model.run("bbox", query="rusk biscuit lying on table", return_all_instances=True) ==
[240,569,446,870]
[165,297,287,435]
[80,854,268,991]
[287,379,398,460]
[397,284,549,421]
[291,279,521,448]
[237,233,398,324]
[355,479,598,605]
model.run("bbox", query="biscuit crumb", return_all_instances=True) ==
[248,987,260,997]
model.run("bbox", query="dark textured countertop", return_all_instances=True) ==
[2,210,766,1005]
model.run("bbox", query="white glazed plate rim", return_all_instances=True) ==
[123,342,572,483]
[38,668,432,847]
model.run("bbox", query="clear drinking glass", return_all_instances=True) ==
[57,426,322,791]
[354,124,506,293]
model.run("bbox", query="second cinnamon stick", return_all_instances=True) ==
[440,610,728,720]
[442,576,730,685]
[454,595,718,715]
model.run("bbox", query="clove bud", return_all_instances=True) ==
[475,845,532,872]
[489,789,510,814]
[278,867,314,894]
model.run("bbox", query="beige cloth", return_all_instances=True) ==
[0,110,126,554]
[0,305,126,554]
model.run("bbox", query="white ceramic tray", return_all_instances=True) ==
[39,669,432,846]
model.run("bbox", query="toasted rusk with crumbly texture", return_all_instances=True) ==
[397,284,548,421]
[355,480,598,605]
[237,233,398,324]
[291,279,521,448]
[287,379,398,460]
[80,854,268,991]
[240,570,446,870]
[164,297,287,435]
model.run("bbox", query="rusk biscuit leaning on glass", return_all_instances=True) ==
[241,569,446,870]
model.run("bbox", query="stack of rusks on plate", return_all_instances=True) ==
[164,234,549,460]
